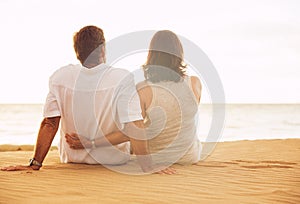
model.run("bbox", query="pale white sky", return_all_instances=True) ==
[0,0,299,103]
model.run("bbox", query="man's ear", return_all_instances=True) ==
[100,44,106,63]
[100,45,105,58]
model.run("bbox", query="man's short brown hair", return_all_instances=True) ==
[73,26,105,65]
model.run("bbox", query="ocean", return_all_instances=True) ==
[0,104,299,145]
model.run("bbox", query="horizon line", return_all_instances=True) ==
[0,102,299,105]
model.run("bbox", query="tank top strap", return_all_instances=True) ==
[185,76,199,104]
[184,76,193,90]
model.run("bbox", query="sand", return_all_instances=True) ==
[0,139,299,204]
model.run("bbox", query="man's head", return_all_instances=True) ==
[73,26,106,67]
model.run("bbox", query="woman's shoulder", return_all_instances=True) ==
[189,76,202,88]
[136,80,154,94]
[136,80,153,97]
[188,76,202,103]
[136,80,149,90]
[136,80,153,111]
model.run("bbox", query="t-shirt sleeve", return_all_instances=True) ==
[43,79,61,118]
[116,73,143,124]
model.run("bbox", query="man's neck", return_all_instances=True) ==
[83,63,102,69]
[83,59,104,69]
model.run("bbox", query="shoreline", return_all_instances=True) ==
[0,138,298,152]
[0,145,58,152]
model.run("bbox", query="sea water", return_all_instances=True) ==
[0,104,299,145]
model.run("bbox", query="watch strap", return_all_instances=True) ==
[29,158,42,167]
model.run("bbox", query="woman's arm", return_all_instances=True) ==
[65,131,129,149]
[136,81,152,118]
[190,76,202,104]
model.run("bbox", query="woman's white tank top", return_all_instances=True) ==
[144,76,202,165]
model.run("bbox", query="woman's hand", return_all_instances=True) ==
[155,167,177,175]
[65,133,91,149]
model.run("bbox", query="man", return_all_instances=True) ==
[1,26,174,174]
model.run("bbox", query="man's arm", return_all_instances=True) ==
[33,117,61,167]
[65,122,176,174]
[65,120,152,171]
[1,116,60,171]
[124,120,153,172]
[65,131,130,149]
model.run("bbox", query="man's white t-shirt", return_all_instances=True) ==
[43,63,143,165]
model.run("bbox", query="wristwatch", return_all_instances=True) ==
[29,158,42,167]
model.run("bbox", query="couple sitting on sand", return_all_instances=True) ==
[2,26,202,174]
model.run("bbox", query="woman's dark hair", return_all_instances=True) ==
[143,30,186,83]
[73,26,105,65]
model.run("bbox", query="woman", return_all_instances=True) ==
[66,30,202,166]
[137,30,202,164]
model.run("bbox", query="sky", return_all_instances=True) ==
[0,0,299,104]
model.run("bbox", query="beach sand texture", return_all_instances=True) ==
[0,139,299,204]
